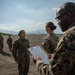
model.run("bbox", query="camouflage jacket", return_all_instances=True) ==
[42,33,58,54]
[7,37,13,44]
[12,38,30,61]
[36,22,75,75]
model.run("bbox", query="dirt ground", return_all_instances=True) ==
[0,34,47,75]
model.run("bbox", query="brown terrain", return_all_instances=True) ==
[0,34,61,75]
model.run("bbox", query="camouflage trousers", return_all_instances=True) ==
[18,57,30,75]
[8,44,12,49]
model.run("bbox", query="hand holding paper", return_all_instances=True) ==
[28,46,50,64]
[32,56,41,64]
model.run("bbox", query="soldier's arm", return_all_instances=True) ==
[26,39,30,48]
[12,41,18,61]
[36,32,75,75]
[36,47,75,75]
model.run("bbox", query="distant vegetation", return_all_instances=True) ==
[0,32,13,36]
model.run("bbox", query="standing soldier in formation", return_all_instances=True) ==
[7,35,13,51]
[42,22,58,54]
[12,30,30,75]
[0,33,4,53]
[33,2,75,75]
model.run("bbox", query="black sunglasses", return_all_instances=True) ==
[55,9,75,21]
[55,11,67,20]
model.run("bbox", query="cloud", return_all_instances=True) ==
[0,23,18,31]
[36,22,46,26]
[52,7,58,11]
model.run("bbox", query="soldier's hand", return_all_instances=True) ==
[32,56,41,64]
[48,54,52,59]
[36,56,41,60]
[32,56,37,64]
[48,54,55,59]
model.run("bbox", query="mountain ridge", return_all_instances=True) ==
[0,29,60,35]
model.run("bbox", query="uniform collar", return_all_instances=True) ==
[20,38,25,40]
[49,32,54,35]
[63,22,75,34]
[68,22,75,29]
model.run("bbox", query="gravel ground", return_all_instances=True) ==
[0,52,40,75]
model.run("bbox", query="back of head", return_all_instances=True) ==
[46,22,57,30]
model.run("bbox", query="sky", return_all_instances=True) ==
[0,0,75,34]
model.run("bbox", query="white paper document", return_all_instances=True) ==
[28,46,50,64]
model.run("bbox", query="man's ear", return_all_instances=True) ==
[66,12,72,18]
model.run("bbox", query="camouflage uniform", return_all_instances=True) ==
[12,38,30,75]
[0,35,4,53]
[7,37,13,50]
[36,22,75,75]
[42,33,58,54]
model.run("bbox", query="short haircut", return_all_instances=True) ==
[61,2,75,14]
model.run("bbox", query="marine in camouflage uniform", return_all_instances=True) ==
[12,30,30,75]
[0,34,4,53]
[7,35,13,51]
[42,33,58,54]
[34,2,75,75]
[42,22,58,54]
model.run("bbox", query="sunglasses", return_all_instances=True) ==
[55,9,75,21]
[55,11,67,22]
